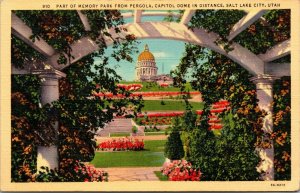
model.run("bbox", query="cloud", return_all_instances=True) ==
[152,51,168,58]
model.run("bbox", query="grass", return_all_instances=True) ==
[154,171,169,181]
[90,140,166,168]
[144,132,166,136]
[120,81,195,92]
[110,133,131,137]
[143,100,203,111]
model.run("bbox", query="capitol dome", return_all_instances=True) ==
[138,44,155,61]
[135,44,158,81]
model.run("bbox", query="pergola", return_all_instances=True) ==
[11,9,290,181]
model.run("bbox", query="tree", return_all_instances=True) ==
[172,45,262,180]
[164,117,184,160]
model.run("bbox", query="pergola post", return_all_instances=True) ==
[34,69,66,170]
[250,74,279,180]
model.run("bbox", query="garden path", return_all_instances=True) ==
[97,118,133,137]
[103,167,161,181]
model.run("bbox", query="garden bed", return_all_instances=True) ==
[97,138,144,151]
[91,140,166,168]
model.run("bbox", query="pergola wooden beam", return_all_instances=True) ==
[258,39,290,62]
[228,10,267,41]
[48,22,265,75]
[264,63,290,77]
[143,11,181,18]
[134,10,142,23]
[121,11,181,19]
[11,13,56,57]
[180,10,196,25]
[77,10,91,31]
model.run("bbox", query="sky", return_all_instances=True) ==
[94,39,187,81]
[93,12,190,81]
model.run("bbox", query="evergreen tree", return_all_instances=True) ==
[164,118,184,160]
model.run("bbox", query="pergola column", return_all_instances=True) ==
[33,69,66,170]
[250,74,278,180]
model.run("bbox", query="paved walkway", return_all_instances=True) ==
[104,167,161,181]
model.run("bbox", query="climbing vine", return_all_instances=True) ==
[272,77,291,180]
[11,10,141,182]
[189,9,290,54]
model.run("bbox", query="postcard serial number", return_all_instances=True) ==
[271,183,286,187]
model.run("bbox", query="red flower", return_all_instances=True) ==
[97,138,144,151]
[162,160,201,181]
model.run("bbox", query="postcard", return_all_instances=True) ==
[0,0,299,191]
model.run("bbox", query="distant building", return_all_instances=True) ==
[151,74,173,85]
[135,44,173,85]
[135,44,158,81]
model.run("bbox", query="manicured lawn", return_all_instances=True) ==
[110,132,131,137]
[120,81,195,92]
[143,100,203,111]
[154,171,169,181]
[144,132,166,136]
[90,140,166,168]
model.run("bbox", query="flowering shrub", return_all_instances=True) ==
[35,162,108,182]
[95,91,200,98]
[117,84,143,91]
[97,138,144,151]
[161,160,201,181]
[74,164,108,182]
[135,117,173,126]
[159,83,169,87]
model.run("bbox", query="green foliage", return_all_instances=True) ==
[164,118,184,160]
[234,10,290,54]
[172,44,264,180]
[189,10,245,51]
[175,9,291,180]
[273,77,291,180]
[35,167,63,182]
[35,163,108,182]
[11,36,46,68]
[11,75,49,182]
[190,10,245,39]
[132,126,138,134]
[189,10,290,54]
[11,10,142,182]
[154,171,169,181]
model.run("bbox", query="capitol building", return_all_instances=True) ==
[135,44,173,84]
